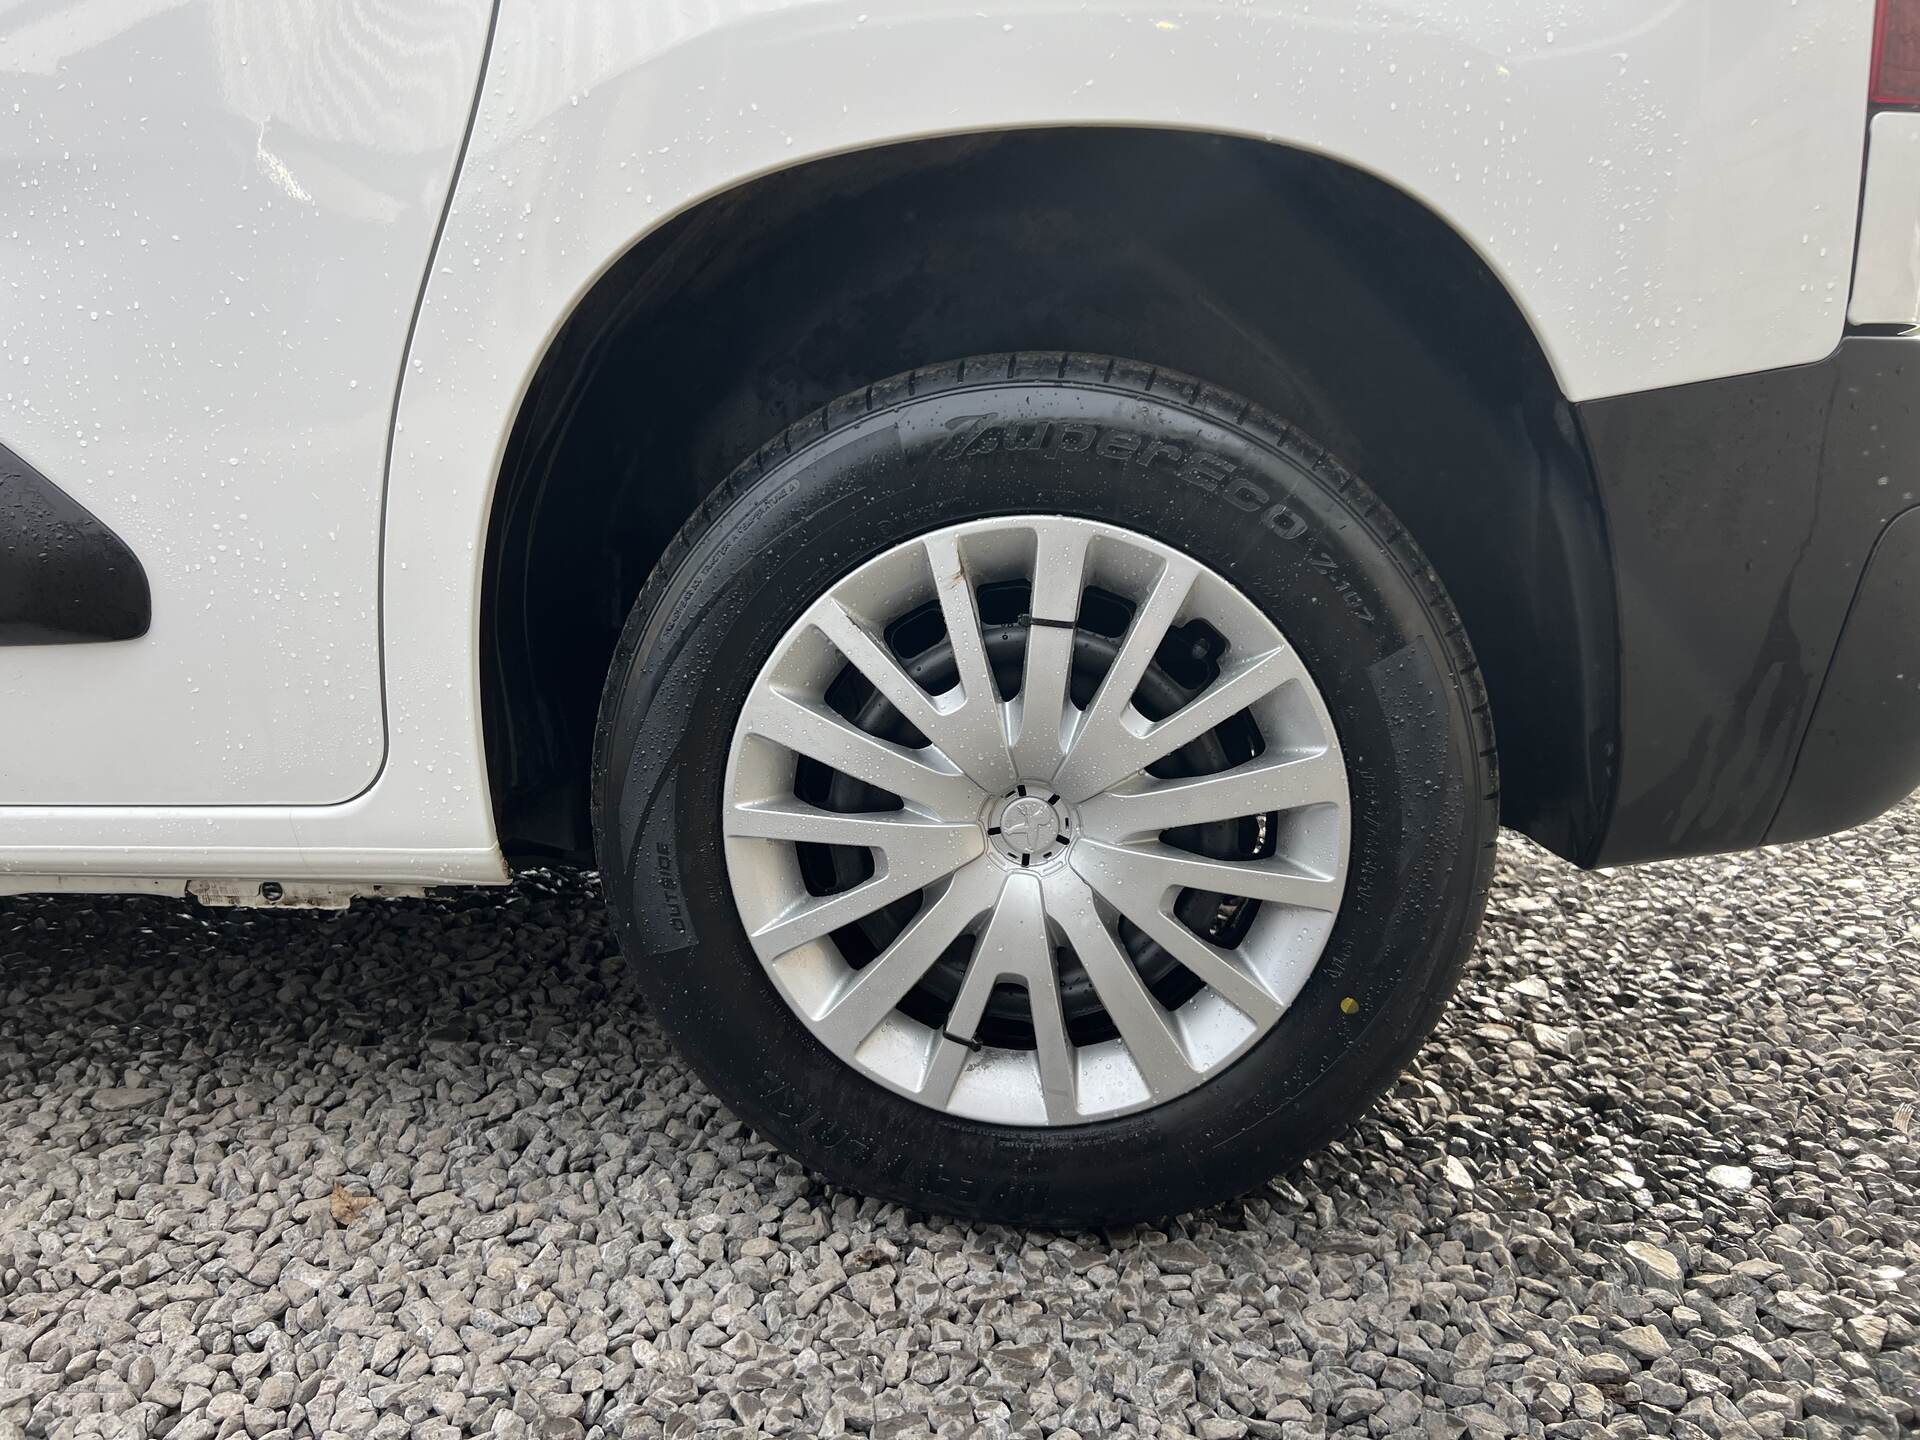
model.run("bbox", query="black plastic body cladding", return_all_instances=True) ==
[0,441,150,646]
[1768,505,1920,844]
[1577,336,1920,866]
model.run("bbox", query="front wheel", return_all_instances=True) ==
[594,355,1496,1225]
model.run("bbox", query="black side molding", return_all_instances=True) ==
[0,441,151,645]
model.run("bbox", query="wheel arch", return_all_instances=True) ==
[478,127,1620,867]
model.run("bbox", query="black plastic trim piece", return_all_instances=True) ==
[0,441,151,645]
[1767,506,1920,844]
[1577,336,1920,864]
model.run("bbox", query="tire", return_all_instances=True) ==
[593,354,1496,1226]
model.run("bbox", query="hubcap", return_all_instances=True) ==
[723,516,1350,1125]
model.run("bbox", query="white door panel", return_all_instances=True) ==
[0,0,492,804]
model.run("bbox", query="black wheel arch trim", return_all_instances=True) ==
[477,129,1619,871]
[0,440,151,646]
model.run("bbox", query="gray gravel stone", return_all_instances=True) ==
[1618,1325,1671,1363]
[1624,1240,1687,1293]
[3,800,1918,1439]
[1705,1163,1755,1193]
[1580,1352,1635,1386]
[87,1087,165,1112]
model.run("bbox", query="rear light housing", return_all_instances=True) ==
[1873,0,1920,106]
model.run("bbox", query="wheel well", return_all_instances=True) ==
[481,127,1618,867]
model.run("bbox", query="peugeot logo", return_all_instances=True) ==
[999,796,1055,854]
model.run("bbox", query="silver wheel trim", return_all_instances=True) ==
[722,515,1351,1126]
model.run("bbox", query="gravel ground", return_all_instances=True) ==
[2,801,1917,1440]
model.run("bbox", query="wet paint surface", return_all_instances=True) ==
[0,0,492,803]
